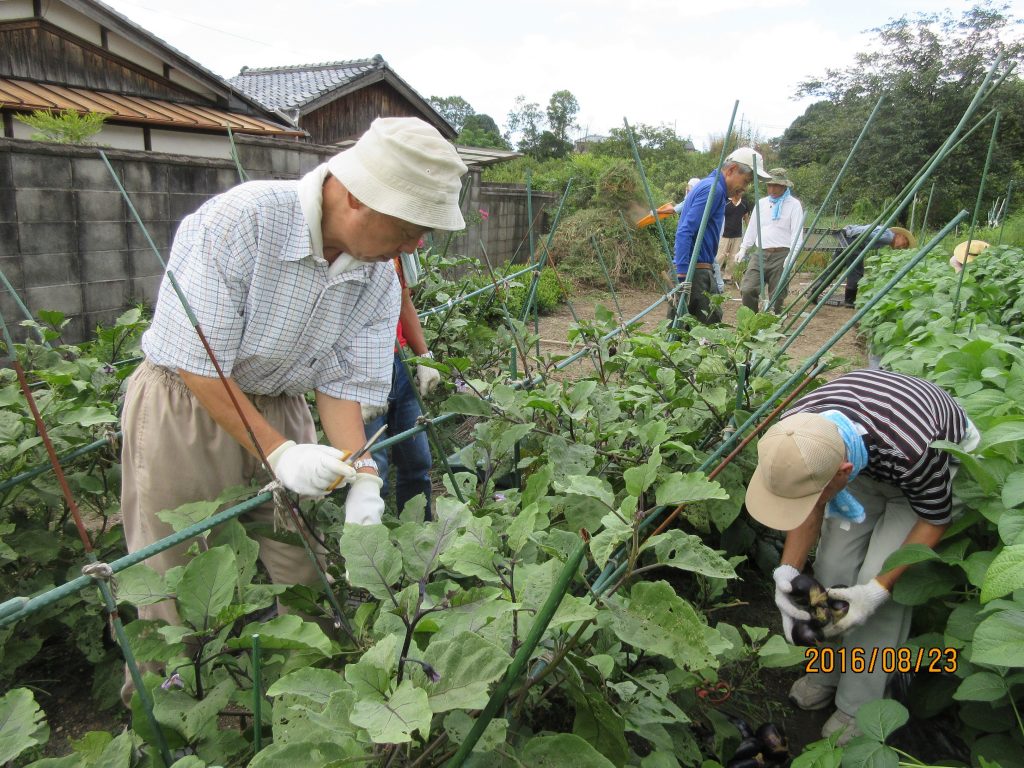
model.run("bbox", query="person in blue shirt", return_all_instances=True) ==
[673,147,771,323]
[810,225,915,307]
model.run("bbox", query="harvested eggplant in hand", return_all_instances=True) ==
[755,722,789,761]
[790,619,824,647]
[828,584,850,623]
[789,573,828,609]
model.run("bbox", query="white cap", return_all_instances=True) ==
[725,147,772,180]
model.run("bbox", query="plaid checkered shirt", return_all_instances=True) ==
[142,180,400,406]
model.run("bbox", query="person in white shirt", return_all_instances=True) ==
[736,168,804,313]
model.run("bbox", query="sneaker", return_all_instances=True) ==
[821,709,861,746]
[789,675,836,710]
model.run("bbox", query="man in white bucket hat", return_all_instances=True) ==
[119,117,467,706]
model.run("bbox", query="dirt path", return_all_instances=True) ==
[536,275,867,376]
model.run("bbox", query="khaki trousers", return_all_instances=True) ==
[740,248,790,313]
[716,236,742,270]
[120,361,323,701]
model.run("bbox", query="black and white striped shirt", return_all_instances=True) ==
[784,370,969,524]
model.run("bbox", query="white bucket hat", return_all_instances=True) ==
[327,117,468,231]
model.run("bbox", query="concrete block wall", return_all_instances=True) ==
[1,134,546,345]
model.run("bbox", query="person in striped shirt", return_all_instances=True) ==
[744,369,979,745]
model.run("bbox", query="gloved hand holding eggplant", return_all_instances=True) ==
[776,568,854,646]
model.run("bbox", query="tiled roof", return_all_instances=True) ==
[229,56,385,112]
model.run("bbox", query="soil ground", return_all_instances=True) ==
[534,275,868,378]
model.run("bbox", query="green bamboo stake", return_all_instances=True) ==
[592,237,625,323]
[622,118,673,267]
[997,180,1014,246]
[519,180,573,323]
[952,112,1001,330]
[443,537,587,767]
[918,182,936,243]
[252,633,263,754]
[751,155,766,308]
[226,126,249,183]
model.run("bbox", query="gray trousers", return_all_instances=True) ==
[740,248,789,313]
[808,474,920,716]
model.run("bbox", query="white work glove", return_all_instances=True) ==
[773,564,811,644]
[361,402,389,423]
[344,473,386,526]
[735,249,747,264]
[267,440,357,497]
[415,352,441,397]
[823,580,890,638]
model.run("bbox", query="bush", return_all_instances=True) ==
[14,108,108,144]
[504,267,565,317]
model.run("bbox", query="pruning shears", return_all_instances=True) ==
[326,423,388,492]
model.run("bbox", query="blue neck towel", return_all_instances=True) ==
[819,410,868,524]
[769,188,790,220]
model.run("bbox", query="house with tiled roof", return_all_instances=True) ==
[0,0,301,157]
[229,56,455,145]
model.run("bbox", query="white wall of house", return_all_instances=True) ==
[150,129,232,159]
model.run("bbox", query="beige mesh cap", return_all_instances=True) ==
[745,413,846,530]
[327,117,468,231]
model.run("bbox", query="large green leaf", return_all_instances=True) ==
[655,472,728,507]
[555,475,615,509]
[344,634,400,699]
[972,610,1024,667]
[604,580,719,671]
[440,537,502,583]
[623,448,662,497]
[115,563,168,607]
[266,668,348,705]
[980,545,1024,603]
[839,738,899,768]
[443,711,508,753]
[520,733,616,767]
[175,546,237,630]
[757,635,807,668]
[878,543,940,574]
[855,699,908,741]
[442,394,493,416]
[227,615,332,656]
[954,671,1008,702]
[568,685,628,768]
[247,741,354,768]
[152,678,234,743]
[339,524,403,599]
[0,688,49,764]
[640,529,736,579]
[1001,470,1024,508]
[421,632,510,712]
[589,509,633,570]
[349,679,432,744]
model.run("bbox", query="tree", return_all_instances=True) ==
[428,95,475,132]
[458,114,510,149]
[546,90,579,143]
[780,2,1024,218]
[505,95,545,154]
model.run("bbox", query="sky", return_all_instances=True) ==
[100,0,1022,150]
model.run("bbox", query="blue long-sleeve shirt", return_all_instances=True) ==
[673,170,728,276]
[839,224,895,249]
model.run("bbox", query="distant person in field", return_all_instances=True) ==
[718,191,752,278]
[672,148,771,323]
[810,225,916,307]
[736,168,803,313]
[949,238,989,273]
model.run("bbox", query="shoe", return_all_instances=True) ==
[821,709,861,746]
[789,675,836,711]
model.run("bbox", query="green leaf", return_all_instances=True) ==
[520,733,616,767]
[152,678,234,742]
[623,448,662,497]
[981,421,1024,451]
[972,610,1024,667]
[568,685,629,768]
[344,634,400,698]
[349,679,432,744]
[442,393,493,416]
[878,543,940,574]
[655,472,728,507]
[839,738,899,768]
[1002,470,1024,508]
[757,635,807,668]
[339,524,403,599]
[640,530,736,579]
[266,668,348,705]
[855,699,908,741]
[114,564,168,607]
[998,509,1024,544]
[58,406,118,426]
[0,688,49,764]
[588,510,632,570]
[248,741,353,768]
[175,546,237,630]
[604,581,719,671]
[440,537,502,583]
[227,615,332,656]
[507,502,544,553]
[981,545,1024,603]
[421,632,510,712]
[954,671,1008,702]
[443,711,508,753]
[555,475,615,508]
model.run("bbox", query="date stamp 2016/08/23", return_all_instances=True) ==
[804,646,958,674]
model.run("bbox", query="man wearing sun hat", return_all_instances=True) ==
[736,168,804,313]
[949,238,989,273]
[673,147,771,323]
[744,369,979,744]
[118,116,468,706]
